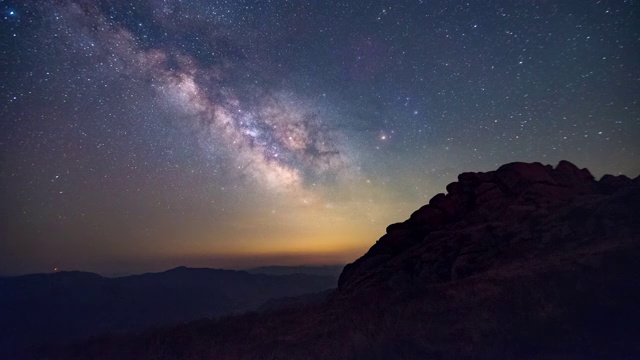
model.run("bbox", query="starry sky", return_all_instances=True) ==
[1,0,638,276]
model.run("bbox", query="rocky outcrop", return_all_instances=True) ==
[339,161,639,294]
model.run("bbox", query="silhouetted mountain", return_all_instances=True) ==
[36,161,640,359]
[247,265,345,277]
[0,267,336,357]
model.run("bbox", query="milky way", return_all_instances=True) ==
[53,1,348,194]
[1,0,638,275]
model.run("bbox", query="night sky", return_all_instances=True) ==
[1,0,638,275]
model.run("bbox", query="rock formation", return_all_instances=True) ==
[339,161,638,294]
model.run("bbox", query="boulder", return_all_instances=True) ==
[446,181,463,195]
[386,222,408,234]
[408,205,448,227]
[496,162,556,193]
[429,193,457,217]
[474,182,505,206]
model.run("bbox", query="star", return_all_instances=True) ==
[0,0,637,275]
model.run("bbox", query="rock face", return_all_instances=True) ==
[339,160,638,294]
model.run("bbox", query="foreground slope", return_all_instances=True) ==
[41,161,640,359]
[0,267,336,357]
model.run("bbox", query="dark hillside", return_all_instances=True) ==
[0,268,336,358]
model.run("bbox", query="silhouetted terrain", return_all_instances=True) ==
[248,265,345,277]
[36,161,640,359]
[257,289,334,313]
[0,267,337,357]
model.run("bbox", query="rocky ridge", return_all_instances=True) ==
[339,160,639,295]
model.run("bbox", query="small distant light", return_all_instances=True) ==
[54,267,58,271]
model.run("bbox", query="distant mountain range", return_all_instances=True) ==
[0,266,337,357]
[38,161,640,359]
